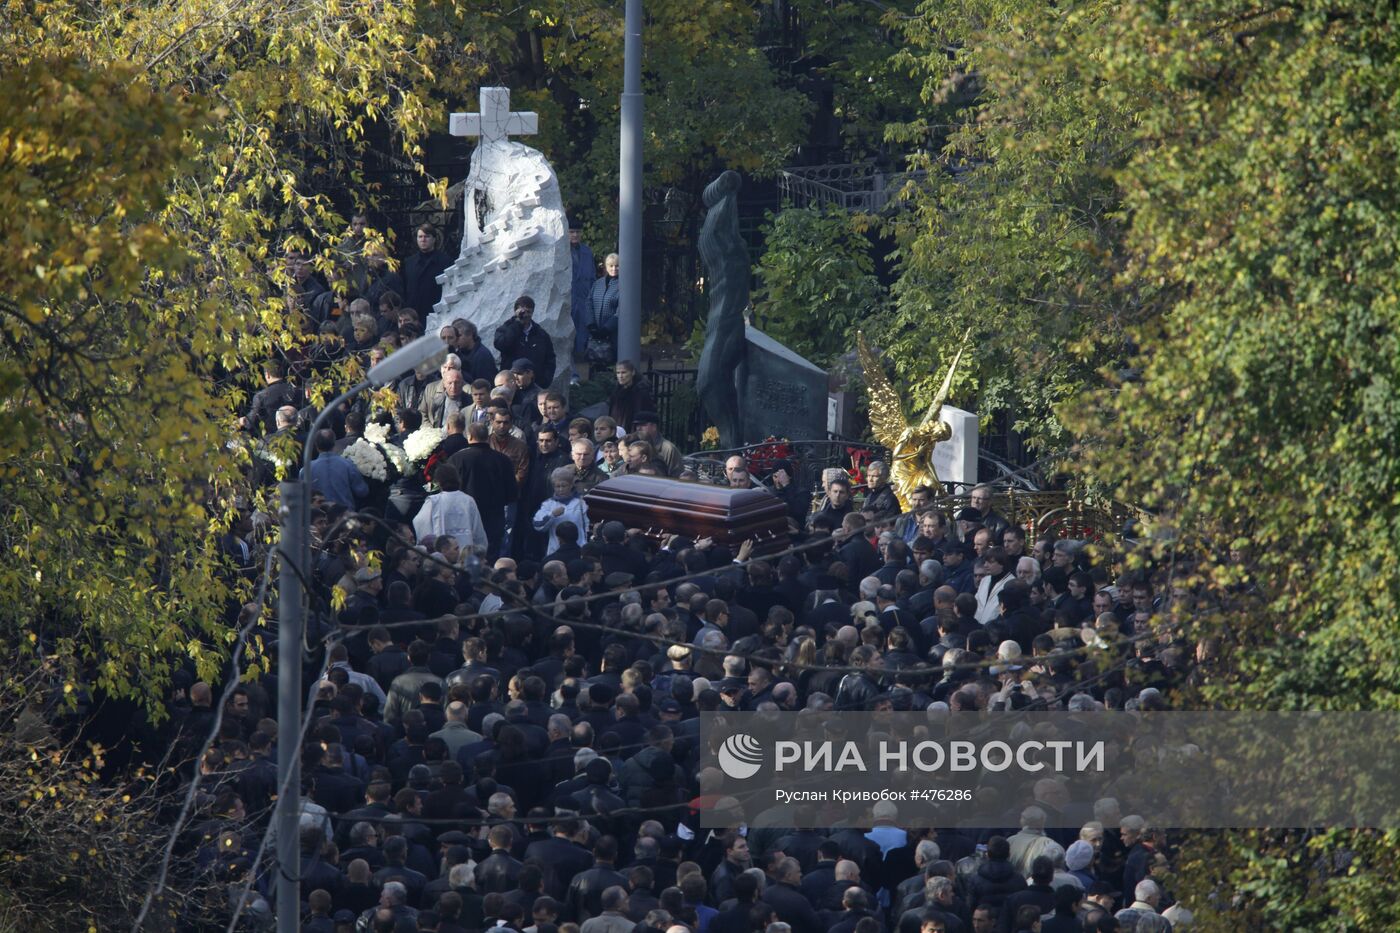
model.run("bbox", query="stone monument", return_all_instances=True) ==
[697,171,827,446]
[428,87,573,378]
[930,404,978,488]
[737,326,827,444]
[695,172,747,447]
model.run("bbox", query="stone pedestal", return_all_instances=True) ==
[931,404,978,488]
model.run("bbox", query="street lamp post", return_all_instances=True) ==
[274,334,446,933]
[617,0,643,366]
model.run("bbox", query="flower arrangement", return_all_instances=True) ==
[403,426,446,464]
[699,426,721,451]
[747,436,792,477]
[381,443,410,476]
[343,437,390,481]
[846,446,873,486]
[363,420,392,444]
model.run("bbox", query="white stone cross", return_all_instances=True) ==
[449,87,538,144]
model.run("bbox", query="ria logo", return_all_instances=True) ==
[718,733,764,780]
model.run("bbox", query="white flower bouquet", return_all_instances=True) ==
[403,426,446,464]
[381,443,410,476]
[343,437,390,481]
[363,421,392,444]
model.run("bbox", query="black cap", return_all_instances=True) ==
[633,410,660,425]
[438,830,472,845]
[954,507,984,522]
[1088,880,1121,898]
[333,910,357,922]
[658,698,681,713]
[603,571,635,589]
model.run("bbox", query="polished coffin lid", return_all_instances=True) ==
[583,474,790,552]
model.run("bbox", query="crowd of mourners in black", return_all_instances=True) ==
[168,223,1199,933]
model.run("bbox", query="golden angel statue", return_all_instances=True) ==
[857,330,970,507]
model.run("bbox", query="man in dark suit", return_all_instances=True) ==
[446,421,519,559]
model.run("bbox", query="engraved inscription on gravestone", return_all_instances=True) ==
[755,377,807,417]
[739,325,827,444]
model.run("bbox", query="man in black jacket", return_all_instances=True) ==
[241,359,302,436]
[966,837,1026,916]
[474,825,524,894]
[446,421,519,559]
[403,223,450,314]
[493,295,557,388]
[310,743,364,815]
[710,871,763,933]
[524,818,596,900]
[566,835,629,923]
[998,856,1056,933]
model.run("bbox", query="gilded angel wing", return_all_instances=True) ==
[918,327,973,427]
[857,331,910,447]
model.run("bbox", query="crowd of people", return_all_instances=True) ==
[167,222,1205,933]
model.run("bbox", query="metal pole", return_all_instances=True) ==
[275,480,304,933]
[617,0,644,366]
[274,379,367,932]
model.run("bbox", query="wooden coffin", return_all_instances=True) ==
[584,474,790,554]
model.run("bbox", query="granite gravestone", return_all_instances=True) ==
[738,325,827,444]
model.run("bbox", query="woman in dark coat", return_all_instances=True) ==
[402,222,451,316]
[586,252,621,365]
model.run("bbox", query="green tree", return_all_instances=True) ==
[751,206,887,365]
[0,0,444,708]
[890,0,1400,926]
[882,0,1146,448]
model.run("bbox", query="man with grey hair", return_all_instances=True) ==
[761,857,823,933]
[448,862,476,891]
[572,436,606,491]
[898,875,961,933]
[918,558,946,590]
[1008,805,1053,876]
[357,879,416,930]
[1115,878,1164,929]
[1068,692,1097,712]
[1120,814,1153,896]
[892,840,943,917]
[862,458,901,520]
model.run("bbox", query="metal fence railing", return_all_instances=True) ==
[683,439,890,496]
[643,365,704,451]
[776,162,928,213]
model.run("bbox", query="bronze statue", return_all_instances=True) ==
[695,171,747,448]
[857,330,971,507]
